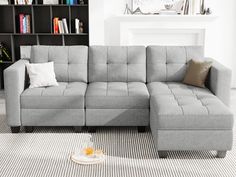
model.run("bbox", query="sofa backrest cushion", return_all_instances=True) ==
[147,46,204,83]
[30,45,88,83]
[89,46,146,82]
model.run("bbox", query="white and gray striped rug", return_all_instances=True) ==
[0,113,236,177]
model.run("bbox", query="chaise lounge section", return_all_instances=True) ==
[147,46,234,158]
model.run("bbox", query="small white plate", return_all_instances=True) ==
[70,152,106,165]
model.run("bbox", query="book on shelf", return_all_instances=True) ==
[26,15,31,33]
[53,17,59,34]
[75,18,80,34]
[19,14,24,34]
[62,18,69,34]
[58,21,64,34]
[19,14,31,34]
[15,0,33,5]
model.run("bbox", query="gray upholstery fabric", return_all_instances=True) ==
[151,129,233,151]
[21,109,85,126]
[89,46,146,82]
[86,82,149,109]
[149,82,234,130]
[86,109,149,126]
[30,46,88,82]
[147,46,204,83]
[207,58,232,106]
[21,82,87,109]
[4,59,29,126]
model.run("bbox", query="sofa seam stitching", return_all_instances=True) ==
[107,47,109,83]
[165,47,168,82]
[127,47,129,83]
[167,83,184,115]
[192,88,210,115]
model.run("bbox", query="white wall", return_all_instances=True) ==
[89,0,236,87]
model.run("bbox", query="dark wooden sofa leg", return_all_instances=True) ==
[88,127,96,133]
[25,126,34,133]
[74,126,82,133]
[158,151,168,158]
[137,126,146,133]
[11,126,20,133]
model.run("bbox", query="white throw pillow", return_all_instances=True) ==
[26,62,58,88]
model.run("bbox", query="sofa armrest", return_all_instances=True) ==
[206,58,232,106]
[4,59,29,126]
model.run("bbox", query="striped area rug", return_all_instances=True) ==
[0,115,236,177]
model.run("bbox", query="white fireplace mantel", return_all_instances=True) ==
[109,15,217,46]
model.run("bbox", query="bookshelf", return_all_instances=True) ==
[0,0,89,89]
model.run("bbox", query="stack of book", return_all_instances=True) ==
[19,14,31,34]
[53,18,69,34]
[15,0,33,5]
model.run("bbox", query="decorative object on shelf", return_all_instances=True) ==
[173,0,185,13]
[205,8,212,15]
[79,0,84,5]
[159,0,181,15]
[0,0,9,5]
[200,0,205,14]
[132,7,146,15]
[43,0,59,5]
[164,4,173,10]
[131,0,161,14]
[79,22,84,33]
[124,3,133,14]
[15,0,33,5]
[181,0,202,15]
[0,42,12,63]
[163,0,174,10]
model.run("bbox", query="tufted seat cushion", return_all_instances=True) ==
[86,82,149,109]
[21,82,87,109]
[148,82,234,130]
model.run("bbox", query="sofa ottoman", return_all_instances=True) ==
[149,82,234,158]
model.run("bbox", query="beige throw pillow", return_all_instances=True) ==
[183,59,212,88]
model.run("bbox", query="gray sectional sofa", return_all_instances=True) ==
[4,45,234,158]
